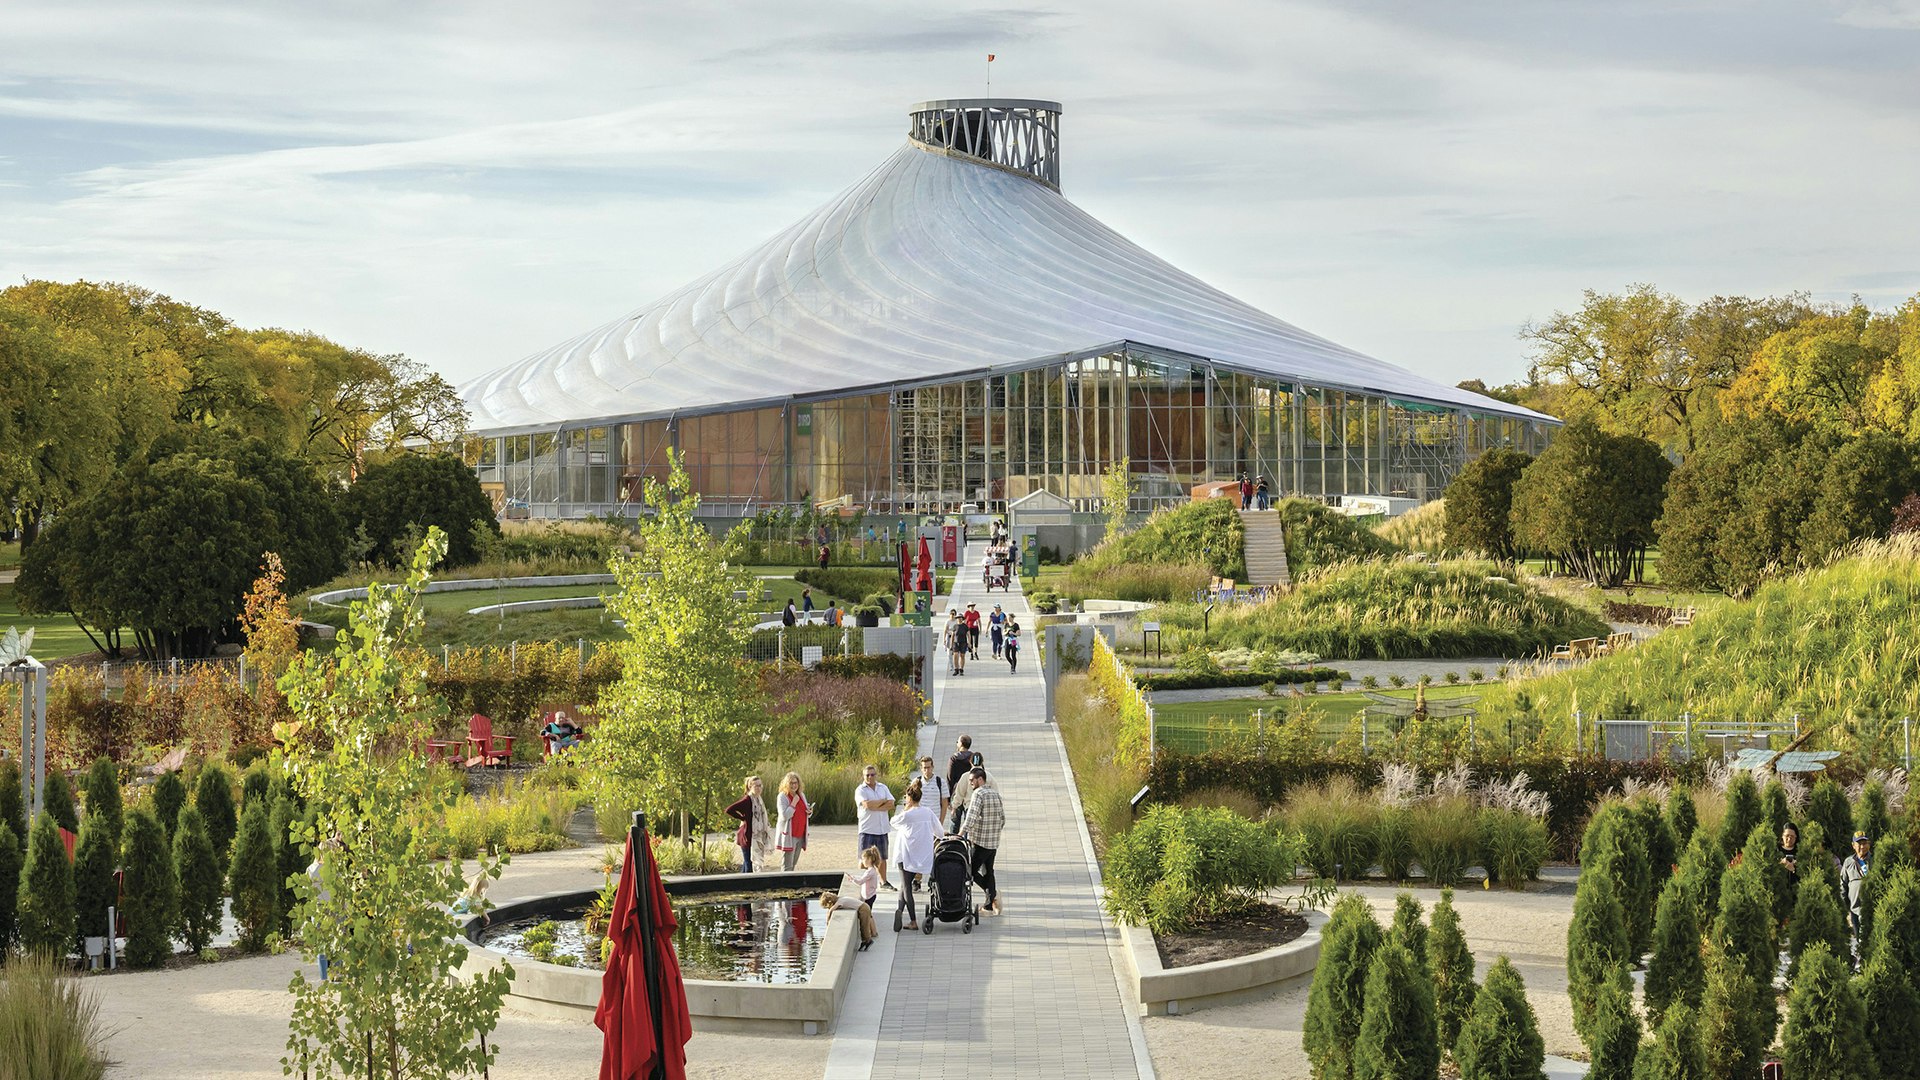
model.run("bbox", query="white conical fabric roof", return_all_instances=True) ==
[459,141,1549,433]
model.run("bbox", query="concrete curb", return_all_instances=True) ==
[1118,909,1326,1016]
[310,573,617,608]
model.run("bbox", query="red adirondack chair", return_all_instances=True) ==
[466,713,515,768]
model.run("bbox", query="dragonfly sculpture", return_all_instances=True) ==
[1362,685,1479,733]
[0,626,34,667]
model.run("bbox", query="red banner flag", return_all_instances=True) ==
[987,54,995,62]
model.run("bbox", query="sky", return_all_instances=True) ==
[4,0,1919,392]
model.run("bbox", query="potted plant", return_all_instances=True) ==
[852,604,884,628]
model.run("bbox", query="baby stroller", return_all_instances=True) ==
[921,836,979,934]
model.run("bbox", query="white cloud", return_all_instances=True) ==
[2,0,1918,392]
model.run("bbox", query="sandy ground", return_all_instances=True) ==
[1141,877,1580,1080]
[90,826,868,1079]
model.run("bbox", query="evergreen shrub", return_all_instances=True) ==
[1781,942,1873,1079]
[1699,942,1768,1079]
[151,771,186,845]
[1428,888,1477,1054]
[1662,786,1697,849]
[1353,939,1440,1080]
[1566,873,1629,1043]
[228,801,277,951]
[1304,894,1384,1080]
[1719,772,1761,863]
[1390,893,1428,979]
[1806,778,1852,862]
[119,808,175,969]
[1586,965,1639,1080]
[81,758,122,852]
[172,805,224,954]
[194,763,238,864]
[1643,874,1703,1027]
[1453,956,1544,1080]
[1787,869,1849,985]
[1632,1003,1708,1080]
[0,825,19,953]
[41,771,78,835]
[16,813,75,957]
[1858,956,1920,1080]
[70,818,115,952]
[0,763,24,856]
[272,796,302,935]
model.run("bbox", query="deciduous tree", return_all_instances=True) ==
[1443,448,1533,560]
[1509,420,1670,587]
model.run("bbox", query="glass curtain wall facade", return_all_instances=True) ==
[469,347,1549,516]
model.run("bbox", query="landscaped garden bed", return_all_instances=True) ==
[1155,901,1307,969]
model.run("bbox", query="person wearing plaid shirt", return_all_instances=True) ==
[959,766,1005,914]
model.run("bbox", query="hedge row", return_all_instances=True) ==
[1136,667,1349,692]
[1146,751,1711,859]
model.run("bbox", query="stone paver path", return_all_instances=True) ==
[855,549,1145,1079]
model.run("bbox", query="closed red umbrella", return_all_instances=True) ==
[596,814,692,1080]
[915,535,933,593]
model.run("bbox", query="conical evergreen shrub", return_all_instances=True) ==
[1429,887,1477,1053]
[229,800,277,951]
[17,812,75,956]
[0,823,20,953]
[1452,956,1543,1080]
[172,805,224,954]
[1713,861,1776,1004]
[1663,787,1697,851]
[120,806,176,969]
[1631,1003,1708,1080]
[1671,833,1723,939]
[1857,955,1920,1080]
[240,764,271,811]
[1866,865,1920,974]
[1567,872,1630,1043]
[1643,873,1703,1026]
[1736,822,1789,937]
[1720,771,1761,863]
[1761,780,1790,848]
[1353,939,1440,1080]
[41,770,78,835]
[271,795,302,935]
[1305,894,1385,1080]
[1806,779,1851,860]
[71,815,116,952]
[0,761,25,849]
[1391,893,1428,979]
[82,757,123,853]
[1856,780,1892,850]
[151,770,187,845]
[1782,942,1872,1078]
[194,764,237,865]
[1787,867,1849,985]
[1581,805,1653,958]
[1632,797,1677,885]
[1698,941,1768,1079]
[1586,965,1639,1080]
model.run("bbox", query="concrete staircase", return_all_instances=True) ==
[1239,509,1291,589]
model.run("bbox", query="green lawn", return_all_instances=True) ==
[1152,685,1488,753]
[0,542,18,570]
[0,582,117,660]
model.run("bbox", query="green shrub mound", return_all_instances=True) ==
[1787,870,1849,985]
[1101,805,1299,934]
[172,805,224,954]
[1429,888,1477,1053]
[1353,939,1441,1080]
[228,800,277,951]
[1151,558,1606,660]
[1454,956,1544,1079]
[1632,1003,1709,1080]
[1304,894,1383,1079]
[1782,942,1873,1078]
[1066,498,1239,601]
[17,812,75,957]
[1473,535,1920,741]
[1275,498,1401,576]
[194,763,238,864]
[1643,876,1703,1027]
[120,807,176,969]
[1479,809,1549,889]
[792,567,897,603]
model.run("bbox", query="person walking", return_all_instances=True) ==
[782,599,797,628]
[913,755,952,823]
[776,772,809,871]
[855,764,896,871]
[948,735,980,796]
[724,775,772,873]
[959,766,1005,915]
[1254,476,1269,510]
[890,782,941,932]
[964,603,982,660]
[945,609,969,676]
[1238,472,1252,510]
[1004,620,1021,673]
[818,542,831,571]
[1843,831,1873,964]
[988,604,1006,658]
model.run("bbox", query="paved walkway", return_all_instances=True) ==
[835,552,1146,1079]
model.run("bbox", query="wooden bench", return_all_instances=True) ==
[1551,637,1600,660]
[1670,605,1697,627]
[1594,631,1635,656]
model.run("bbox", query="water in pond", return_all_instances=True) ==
[477,892,827,984]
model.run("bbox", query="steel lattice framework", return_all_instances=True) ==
[908,98,1062,190]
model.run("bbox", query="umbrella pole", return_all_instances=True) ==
[631,812,669,1080]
